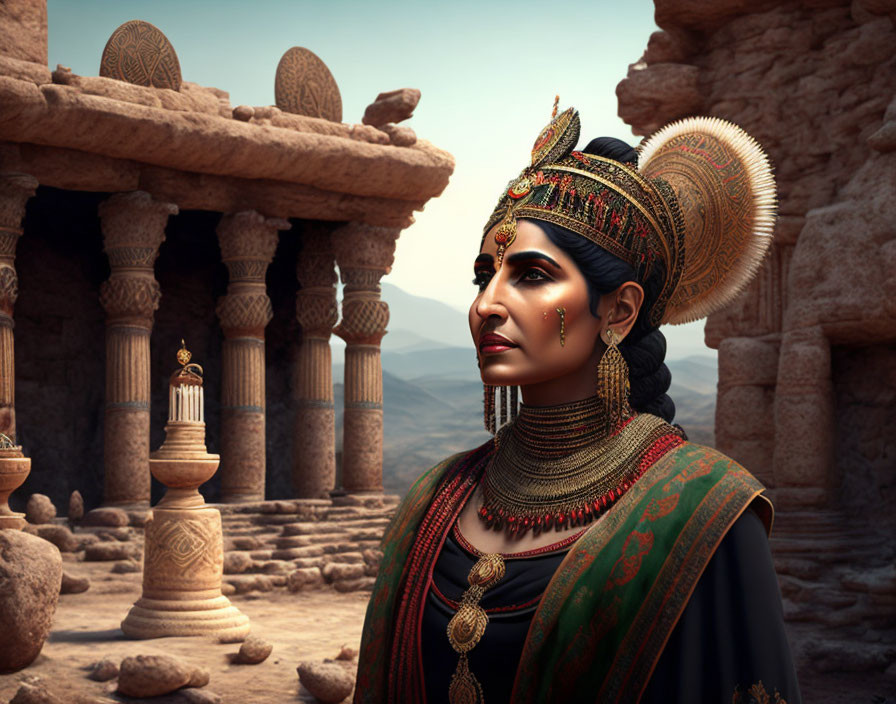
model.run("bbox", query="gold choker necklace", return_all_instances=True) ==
[478,397,682,536]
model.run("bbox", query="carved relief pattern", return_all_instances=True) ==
[336,297,390,345]
[99,277,161,321]
[145,516,219,575]
[0,174,37,230]
[99,20,183,90]
[274,47,343,122]
[296,292,339,337]
[217,211,286,264]
[99,191,177,253]
[0,266,18,315]
[106,246,159,269]
[226,259,269,281]
[332,223,400,273]
[215,292,273,333]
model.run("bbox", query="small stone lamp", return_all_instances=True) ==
[121,341,249,639]
[0,433,31,530]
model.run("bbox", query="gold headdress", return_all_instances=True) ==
[483,106,776,326]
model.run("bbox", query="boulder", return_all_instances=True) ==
[362,88,421,127]
[35,524,78,552]
[117,654,208,698]
[25,493,56,524]
[176,689,222,704]
[0,530,63,671]
[68,490,84,523]
[234,636,272,665]
[88,656,119,682]
[84,542,138,561]
[81,507,129,527]
[297,661,354,704]
[287,566,324,592]
[321,562,366,583]
[381,123,417,147]
[223,551,252,574]
[10,682,64,704]
[60,571,90,594]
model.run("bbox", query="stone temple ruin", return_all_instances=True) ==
[0,3,453,700]
[617,0,896,693]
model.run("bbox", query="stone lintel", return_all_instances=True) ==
[0,78,454,202]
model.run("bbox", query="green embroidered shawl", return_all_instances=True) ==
[355,441,771,703]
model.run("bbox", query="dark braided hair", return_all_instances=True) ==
[529,137,677,423]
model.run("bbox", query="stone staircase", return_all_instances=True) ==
[770,508,896,676]
[217,495,398,595]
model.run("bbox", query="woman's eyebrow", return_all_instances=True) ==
[474,254,494,267]
[504,250,561,268]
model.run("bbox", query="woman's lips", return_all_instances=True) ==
[479,333,517,354]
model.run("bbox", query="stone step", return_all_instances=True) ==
[280,522,351,537]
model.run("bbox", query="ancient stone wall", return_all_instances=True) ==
[9,186,304,514]
[617,0,896,692]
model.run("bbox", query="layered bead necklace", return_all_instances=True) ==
[478,396,682,536]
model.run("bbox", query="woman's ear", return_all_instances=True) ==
[605,281,644,339]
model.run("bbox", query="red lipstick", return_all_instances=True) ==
[479,332,517,354]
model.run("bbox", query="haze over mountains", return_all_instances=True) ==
[332,284,718,494]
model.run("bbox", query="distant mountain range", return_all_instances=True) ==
[329,284,718,495]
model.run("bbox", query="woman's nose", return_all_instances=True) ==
[475,272,507,321]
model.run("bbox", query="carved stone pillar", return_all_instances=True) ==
[215,211,288,502]
[715,336,778,486]
[0,174,37,442]
[293,224,339,498]
[333,223,400,493]
[99,191,177,507]
[772,325,833,508]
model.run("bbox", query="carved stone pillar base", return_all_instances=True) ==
[121,505,249,640]
[122,422,249,639]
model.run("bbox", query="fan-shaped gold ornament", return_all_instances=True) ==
[638,117,777,325]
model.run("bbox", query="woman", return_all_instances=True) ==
[355,104,801,703]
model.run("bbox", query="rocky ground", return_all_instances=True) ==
[0,558,370,703]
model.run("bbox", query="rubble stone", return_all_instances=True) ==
[297,661,354,703]
[25,493,56,524]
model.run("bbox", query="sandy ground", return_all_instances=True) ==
[0,559,370,704]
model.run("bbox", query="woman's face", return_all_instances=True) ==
[469,220,605,401]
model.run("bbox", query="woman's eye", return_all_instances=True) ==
[521,268,549,283]
[472,271,492,290]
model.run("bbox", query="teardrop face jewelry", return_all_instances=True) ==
[556,306,566,346]
[447,553,507,703]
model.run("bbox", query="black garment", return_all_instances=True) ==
[421,508,801,703]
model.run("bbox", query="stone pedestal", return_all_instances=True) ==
[215,211,288,502]
[332,223,399,493]
[293,224,338,498]
[0,446,30,530]
[121,421,249,639]
[99,191,177,507]
[0,173,37,442]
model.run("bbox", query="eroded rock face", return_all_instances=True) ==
[0,529,63,672]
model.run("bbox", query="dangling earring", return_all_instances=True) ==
[556,307,566,346]
[596,327,632,431]
[483,384,496,434]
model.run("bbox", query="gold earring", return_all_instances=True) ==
[596,327,632,431]
[556,307,566,346]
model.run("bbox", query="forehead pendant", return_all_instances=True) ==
[495,173,534,269]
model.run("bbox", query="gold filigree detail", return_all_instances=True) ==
[732,680,788,704]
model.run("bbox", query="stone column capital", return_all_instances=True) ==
[99,191,178,257]
[215,292,274,338]
[296,223,338,340]
[217,210,290,271]
[0,173,38,237]
[331,222,400,280]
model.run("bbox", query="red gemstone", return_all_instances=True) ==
[523,518,531,528]
[497,508,505,517]
[544,514,553,528]
[557,513,565,524]
[479,506,488,517]
[507,515,516,524]
[584,504,592,516]
[577,509,585,522]
[495,232,508,244]
[600,496,608,508]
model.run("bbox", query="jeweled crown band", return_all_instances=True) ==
[482,105,776,327]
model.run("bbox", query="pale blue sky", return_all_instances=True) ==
[46,1,713,358]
